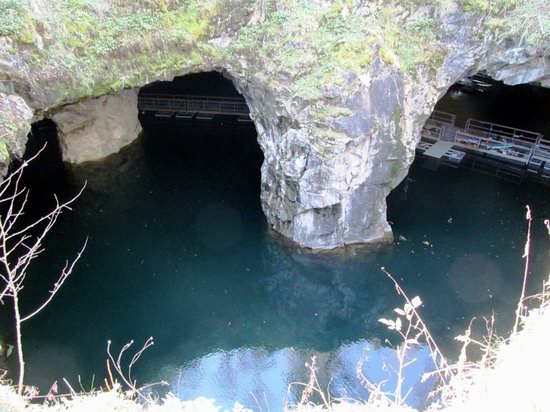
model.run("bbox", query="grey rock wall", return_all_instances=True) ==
[52,89,142,163]
[0,1,549,249]
[0,93,33,175]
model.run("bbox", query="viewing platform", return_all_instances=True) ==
[139,93,550,184]
[418,110,550,183]
[138,94,252,122]
[416,140,465,167]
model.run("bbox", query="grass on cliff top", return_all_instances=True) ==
[503,0,550,51]
[9,0,253,98]
[0,0,36,43]
[1,0,547,104]
[230,0,440,101]
[4,0,443,102]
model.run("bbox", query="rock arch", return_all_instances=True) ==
[0,1,548,249]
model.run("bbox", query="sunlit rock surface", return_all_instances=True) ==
[53,89,142,163]
[0,93,32,174]
[0,0,548,248]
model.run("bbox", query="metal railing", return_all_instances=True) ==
[454,131,534,164]
[421,124,444,141]
[420,114,550,168]
[465,119,541,144]
[531,137,550,162]
[424,111,456,141]
[138,94,250,116]
[429,110,456,128]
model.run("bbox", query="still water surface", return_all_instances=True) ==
[3,84,550,410]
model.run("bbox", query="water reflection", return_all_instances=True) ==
[66,136,145,195]
[11,118,550,407]
[167,340,436,411]
[257,236,399,349]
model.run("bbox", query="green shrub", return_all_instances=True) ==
[0,0,36,44]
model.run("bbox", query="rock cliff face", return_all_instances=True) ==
[53,89,141,163]
[0,0,548,249]
[0,93,33,175]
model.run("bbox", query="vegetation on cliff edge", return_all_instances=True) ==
[1,0,547,104]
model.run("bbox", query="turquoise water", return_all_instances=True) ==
[1,84,550,410]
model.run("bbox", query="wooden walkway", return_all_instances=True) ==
[423,141,455,159]
[420,110,550,182]
[138,94,250,117]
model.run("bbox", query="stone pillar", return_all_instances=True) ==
[53,89,142,163]
[249,69,411,250]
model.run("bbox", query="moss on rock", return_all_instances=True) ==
[0,94,33,174]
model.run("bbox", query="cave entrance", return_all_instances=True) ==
[136,72,265,247]
[415,72,550,184]
[138,72,253,125]
[4,73,268,391]
[11,118,67,201]
[385,75,550,348]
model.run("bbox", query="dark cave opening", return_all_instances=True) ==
[415,72,550,183]
[138,71,253,128]
[136,71,263,204]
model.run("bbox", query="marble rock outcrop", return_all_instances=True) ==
[0,0,548,249]
[52,89,142,163]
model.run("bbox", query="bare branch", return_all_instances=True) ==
[513,205,532,335]
[0,147,86,394]
[106,338,159,402]
[381,267,450,385]
[21,238,88,322]
[7,191,78,240]
[128,337,154,385]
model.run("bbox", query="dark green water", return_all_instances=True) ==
[2,83,550,410]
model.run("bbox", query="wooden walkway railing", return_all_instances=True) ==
[422,111,550,177]
[138,94,250,116]
[465,119,542,144]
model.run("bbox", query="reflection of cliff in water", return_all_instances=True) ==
[258,235,402,349]
[67,132,147,196]
[168,340,436,411]
[140,236,403,388]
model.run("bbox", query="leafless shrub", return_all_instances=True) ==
[287,205,547,411]
[431,208,549,408]
[375,269,449,406]
[105,337,168,402]
[286,355,332,410]
[0,148,87,395]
